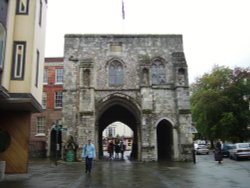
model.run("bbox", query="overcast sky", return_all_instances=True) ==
[45,0,250,83]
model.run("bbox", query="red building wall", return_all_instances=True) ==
[29,57,64,158]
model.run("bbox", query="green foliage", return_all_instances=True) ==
[191,65,250,142]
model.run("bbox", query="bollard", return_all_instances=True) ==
[192,149,196,164]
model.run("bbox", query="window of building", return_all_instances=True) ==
[109,60,123,86]
[39,0,43,26]
[42,92,47,109]
[55,68,63,84]
[0,24,6,70]
[36,117,45,135]
[16,0,29,14]
[55,91,63,108]
[43,68,48,84]
[35,50,40,87]
[151,59,166,84]
[11,41,26,80]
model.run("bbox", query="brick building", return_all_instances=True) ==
[30,57,64,158]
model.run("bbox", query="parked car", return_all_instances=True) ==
[222,144,234,157]
[194,143,209,155]
[229,143,250,160]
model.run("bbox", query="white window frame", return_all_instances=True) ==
[36,117,45,136]
[42,92,47,109]
[43,68,48,84]
[54,91,63,108]
[55,68,63,84]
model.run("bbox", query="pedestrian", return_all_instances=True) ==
[214,139,223,164]
[82,139,96,174]
[107,140,114,159]
[114,141,120,159]
[120,141,126,159]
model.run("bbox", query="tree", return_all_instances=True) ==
[191,65,250,143]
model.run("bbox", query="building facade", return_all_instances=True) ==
[30,57,64,159]
[0,0,47,173]
[63,34,193,162]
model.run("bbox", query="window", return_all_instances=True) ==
[42,92,47,109]
[36,117,45,135]
[55,68,63,84]
[43,68,48,84]
[55,91,63,108]
[16,0,29,14]
[0,24,6,69]
[151,59,166,84]
[35,50,40,87]
[39,0,43,26]
[11,41,26,80]
[109,60,123,86]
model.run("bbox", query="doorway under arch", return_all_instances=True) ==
[50,129,62,159]
[157,119,173,160]
[96,96,141,160]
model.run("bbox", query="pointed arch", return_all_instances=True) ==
[156,118,173,160]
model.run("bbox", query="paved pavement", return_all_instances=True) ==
[0,153,250,188]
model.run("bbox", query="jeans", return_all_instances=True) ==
[85,157,93,173]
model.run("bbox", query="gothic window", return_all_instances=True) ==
[0,24,5,70]
[178,68,186,85]
[83,69,90,86]
[109,60,123,86]
[151,59,166,84]
[142,68,149,85]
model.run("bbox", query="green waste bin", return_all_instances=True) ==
[66,150,75,162]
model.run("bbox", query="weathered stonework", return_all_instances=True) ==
[63,34,193,161]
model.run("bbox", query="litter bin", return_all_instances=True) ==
[0,161,6,181]
[66,150,75,162]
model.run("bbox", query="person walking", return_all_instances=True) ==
[120,141,126,159]
[107,140,114,159]
[82,139,96,174]
[214,139,223,164]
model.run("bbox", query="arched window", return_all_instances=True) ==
[83,69,90,86]
[109,60,123,86]
[142,68,149,85]
[151,59,166,84]
[0,23,6,69]
[178,68,186,85]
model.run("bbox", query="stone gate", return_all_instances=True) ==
[62,34,193,161]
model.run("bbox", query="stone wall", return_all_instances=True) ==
[63,34,193,161]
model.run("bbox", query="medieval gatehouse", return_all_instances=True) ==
[62,34,193,161]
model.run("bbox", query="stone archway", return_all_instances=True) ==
[96,94,141,160]
[157,119,173,160]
